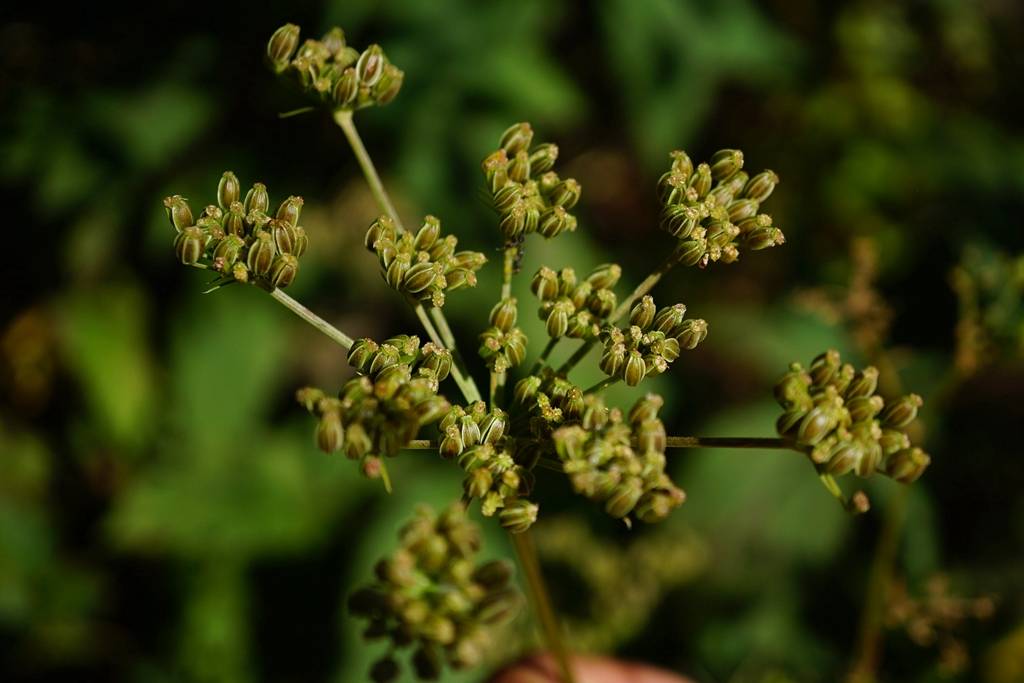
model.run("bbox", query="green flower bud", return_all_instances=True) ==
[584,263,621,291]
[880,394,923,428]
[727,198,759,223]
[445,268,477,292]
[373,64,404,105]
[508,150,531,183]
[231,262,249,283]
[847,395,884,423]
[217,171,240,209]
[635,488,685,523]
[365,215,397,250]
[385,253,411,291]
[605,476,643,518]
[809,349,841,387]
[776,408,807,436]
[499,202,527,239]
[344,422,373,460]
[514,376,541,405]
[452,250,487,271]
[402,261,441,295]
[675,238,708,267]
[464,468,492,500]
[247,230,276,276]
[163,195,194,232]
[743,226,785,250]
[347,338,378,373]
[545,301,572,338]
[413,215,441,251]
[460,415,482,450]
[797,405,839,446]
[504,329,527,367]
[174,226,205,265]
[499,499,538,534]
[493,183,522,213]
[883,447,930,483]
[674,318,708,349]
[879,428,910,456]
[415,396,450,427]
[267,23,301,73]
[546,178,581,209]
[743,170,779,203]
[276,195,303,227]
[845,366,879,400]
[529,267,558,302]
[657,171,688,205]
[669,149,694,179]
[660,204,700,239]
[212,234,245,270]
[268,219,296,255]
[242,183,268,216]
[316,409,344,453]
[485,298,517,333]
[529,143,559,173]
[355,44,385,87]
[439,425,464,460]
[709,149,744,181]
[629,295,656,330]
[636,418,667,454]
[623,349,647,386]
[482,149,510,193]
[538,205,569,238]
[499,122,533,155]
[332,67,359,107]
[825,439,864,476]
[268,254,299,288]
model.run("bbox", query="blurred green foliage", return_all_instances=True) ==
[2,1,1023,682]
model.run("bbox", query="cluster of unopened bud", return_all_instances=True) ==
[482,122,582,243]
[478,298,527,373]
[348,503,521,682]
[657,149,784,267]
[551,394,685,523]
[364,215,486,308]
[164,172,308,288]
[267,24,403,110]
[531,264,622,340]
[296,336,452,482]
[774,350,930,483]
[598,298,707,387]
[513,369,585,438]
[437,402,537,532]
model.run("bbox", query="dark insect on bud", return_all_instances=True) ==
[499,122,534,155]
[356,44,386,86]
[217,171,240,209]
[268,254,299,288]
[163,195,194,232]
[267,24,301,73]
[174,226,205,265]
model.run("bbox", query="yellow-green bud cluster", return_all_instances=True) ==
[482,122,582,243]
[478,298,528,372]
[657,149,784,267]
[267,24,404,110]
[348,503,521,682]
[296,336,452,483]
[551,394,685,523]
[774,350,930,483]
[164,172,309,288]
[365,215,486,308]
[598,298,707,387]
[531,264,622,340]
[438,401,537,531]
[512,369,585,438]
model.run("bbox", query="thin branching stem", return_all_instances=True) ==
[530,338,560,375]
[268,288,355,350]
[582,376,619,395]
[414,304,482,403]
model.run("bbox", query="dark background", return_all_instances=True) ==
[2,1,1023,682]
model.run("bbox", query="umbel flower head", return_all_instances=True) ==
[267,24,404,110]
[482,122,582,244]
[348,503,521,682]
[531,264,621,341]
[163,172,309,289]
[365,215,487,309]
[552,394,685,523]
[658,149,784,267]
[774,350,930,483]
[296,335,452,485]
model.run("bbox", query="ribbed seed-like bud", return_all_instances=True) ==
[373,64,404,105]
[605,477,643,518]
[629,296,656,330]
[743,170,779,203]
[498,499,538,533]
[809,349,841,386]
[164,195,194,232]
[531,267,559,301]
[222,202,245,237]
[267,24,300,73]
[545,301,571,338]
[689,163,713,198]
[269,219,296,255]
[674,318,708,349]
[585,263,621,290]
[847,395,884,422]
[675,238,707,267]
[355,44,385,86]
[247,230,276,275]
[878,428,909,455]
[365,216,396,250]
[589,289,617,319]
[880,394,923,428]
[884,447,931,483]
[344,422,372,460]
[507,150,530,183]
[243,182,269,215]
[445,268,477,292]
[348,338,379,373]
[212,234,245,270]
[482,150,509,193]
[492,184,522,213]
[547,178,581,209]
[217,171,240,209]
[268,254,299,288]
[529,143,558,173]
[333,67,358,107]
[743,226,785,250]
[499,122,533,155]
[403,261,441,294]
[709,149,744,181]
[489,298,518,332]
[635,488,685,523]
[845,366,879,399]
[538,205,569,238]
[414,216,441,251]
[623,350,646,386]
[276,195,304,227]
[514,376,541,404]
[464,468,493,500]
[797,405,839,446]
[174,226,204,264]
[316,410,344,453]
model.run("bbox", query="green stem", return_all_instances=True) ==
[557,248,680,376]
[414,304,482,403]
[492,246,519,408]
[428,307,483,400]
[665,435,795,450]
[333,109,405,232]
[269,288,354,349]
[510,530,577,683]
[582,376,619,395]
[530,338,560,375]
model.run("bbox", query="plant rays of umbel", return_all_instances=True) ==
[161,22,932,683]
